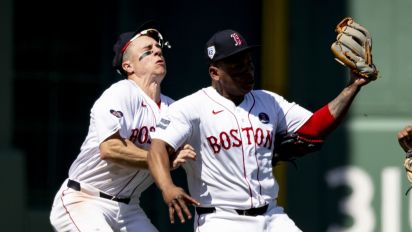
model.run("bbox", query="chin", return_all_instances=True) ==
[243,84,254,93]
[156,75,165,82]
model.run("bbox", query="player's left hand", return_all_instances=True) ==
[162,185,200,224]
[170,144,196,170]
[349,72,372,87]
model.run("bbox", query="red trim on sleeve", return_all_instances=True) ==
[296,104,336,139]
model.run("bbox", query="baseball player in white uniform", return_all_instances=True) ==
[49,21,195,232]
[147,29,373,231]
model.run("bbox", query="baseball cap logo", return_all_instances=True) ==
[230,33,243,46]
[207,46,216,59]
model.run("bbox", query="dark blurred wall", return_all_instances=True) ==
[285,1,347,231]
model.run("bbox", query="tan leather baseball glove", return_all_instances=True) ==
[331,17,379,80]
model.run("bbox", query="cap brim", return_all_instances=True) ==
[133,20,161,36]
[213,45,260,62]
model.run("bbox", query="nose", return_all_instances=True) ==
[153,44,163,57]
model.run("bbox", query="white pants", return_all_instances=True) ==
[49,179,157,232]
[194,202,302,232]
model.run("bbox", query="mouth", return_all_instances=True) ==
[156,60,165,66]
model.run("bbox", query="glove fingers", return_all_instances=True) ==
[341,26,369,47]
[346,20,371,40]
[331,42,377,79]
[337,33,365,58]
[331,17,379,80]
[335,17,353,34]
[331,41,357,69]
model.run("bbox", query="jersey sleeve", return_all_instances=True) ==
[151,98,194,150]
[264,90,313,135]
[92,85,129,144]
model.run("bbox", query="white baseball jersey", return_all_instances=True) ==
[50,79,171,231]
[68,79,173,200]
[152,86,312,209]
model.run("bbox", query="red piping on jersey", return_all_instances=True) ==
[202,90,254,203]
[61,188,82,231]
[296,104,336,139]
[247,92,263,197]
[156,100,161,109]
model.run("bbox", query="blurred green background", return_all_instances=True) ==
[1,0,411,231]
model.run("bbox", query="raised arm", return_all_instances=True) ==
[296,74,371,140]
[327,74,369,122]
[296,16,377,138]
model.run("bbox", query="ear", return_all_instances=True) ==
[209,66,220,81]
[121,60,133,75]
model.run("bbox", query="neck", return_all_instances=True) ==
[230,96,244,106]
[129,75,161,102]
[212,84,244,106]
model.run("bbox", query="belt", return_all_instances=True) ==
[67,179,131,204]
[195,204,268,216]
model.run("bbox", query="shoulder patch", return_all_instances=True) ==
[157,118,170,129]
[110,109,124,118]
[258,112,269,124]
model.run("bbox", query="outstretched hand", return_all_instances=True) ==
[162,185,200,224]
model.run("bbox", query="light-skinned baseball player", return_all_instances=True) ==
[147,27,375,231]
[49,21,196,231]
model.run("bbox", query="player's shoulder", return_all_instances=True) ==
[104,79,134,94]
[96,80,141,105]
[251,89,284,100]
[167,88,205,108]
[160,94,174,105]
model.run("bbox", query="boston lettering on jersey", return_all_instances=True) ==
[206,127,273,153]
[129,126,155,144]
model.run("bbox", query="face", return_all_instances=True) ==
[122,36,166,81]
[211,51,255,98]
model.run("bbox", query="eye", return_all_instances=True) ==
[142,50,153,56]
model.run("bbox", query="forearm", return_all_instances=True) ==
[297,82,361,139]
[100,133,149,169]
[327,83,361,121]
[147,139,175,191]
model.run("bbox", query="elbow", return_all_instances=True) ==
[99,141,116,160]
[99,146,111,160]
